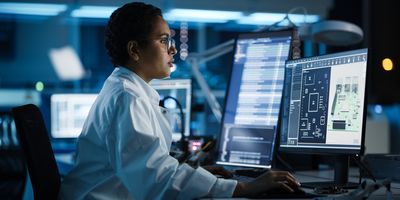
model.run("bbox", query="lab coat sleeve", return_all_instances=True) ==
[106,94,237,199]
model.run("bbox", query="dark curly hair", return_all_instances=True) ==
[105,2,162,67]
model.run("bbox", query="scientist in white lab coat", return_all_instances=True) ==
[59,2,300,199]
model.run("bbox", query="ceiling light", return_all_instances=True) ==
[237,13,320,26]
[71,6,117,18]
[164,9,243,23]
[0,2,67,16]
[49,46,85,81]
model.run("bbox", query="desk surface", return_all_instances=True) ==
[55,155,399,199]
[203,168,400,199]
[295,168,399,199]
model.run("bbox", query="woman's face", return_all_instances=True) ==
[135,16,177,82]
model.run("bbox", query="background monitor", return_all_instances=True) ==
[50,94,97,139]
[216,29,294,169]
[50,79,191,142]
[150,79,192,142]
[279,48,368,188]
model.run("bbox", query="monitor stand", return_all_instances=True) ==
[301,155,359,193]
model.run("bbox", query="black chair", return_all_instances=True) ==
[12,104,61,200]
[0,149,27,200]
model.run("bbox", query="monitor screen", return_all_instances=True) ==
[279,48,368,155]
[50,80,191,141]
[50,94,97,139]
[216,30,294,169]
[150,79,191,142]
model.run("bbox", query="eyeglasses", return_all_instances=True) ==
[137,36,176,54]
[160,36,176,53]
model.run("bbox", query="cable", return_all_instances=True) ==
[159,96,186,152]
[275,153,295,173]
[263,6,309,32]
[287,7,308,24]
[352,154,377,182]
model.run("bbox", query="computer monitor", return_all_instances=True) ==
[50,80,191,142]
[150,79,191,142]
[216,29,295,169]
[279,48,368,188]
[50,93,97,139]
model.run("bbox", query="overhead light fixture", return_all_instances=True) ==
[309,20,364,46]
[49,46,86,81]
[0,2,67,16]
[164,9,243,23]
[71,6,117,18]
[237,13,320,26]
[252,11,364,46]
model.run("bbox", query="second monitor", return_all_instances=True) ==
[280,48,369,189]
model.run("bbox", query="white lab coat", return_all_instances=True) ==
[59,67,237,200]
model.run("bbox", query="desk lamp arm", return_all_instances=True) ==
[186,39,235,123]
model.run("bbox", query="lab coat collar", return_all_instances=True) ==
[114,67,160,106]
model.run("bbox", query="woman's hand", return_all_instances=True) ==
[233,170,301,197]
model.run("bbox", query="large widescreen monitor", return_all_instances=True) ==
[216,29,295,169]
[279,48,368,188]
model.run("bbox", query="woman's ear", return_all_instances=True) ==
[127,40,140,61]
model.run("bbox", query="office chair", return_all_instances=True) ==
[12,104,61,200]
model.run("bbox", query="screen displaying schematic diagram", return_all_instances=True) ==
[280,49,368,153]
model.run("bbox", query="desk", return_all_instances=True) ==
[52,154,400,199]
[203,168,400,199]
[295,168,400,199]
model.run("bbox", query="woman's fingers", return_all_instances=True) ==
[270,171,300,187]
[276,182,295,193]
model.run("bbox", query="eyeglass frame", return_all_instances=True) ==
[160,36,176,53]
[136,36,176,54]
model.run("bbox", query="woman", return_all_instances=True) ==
[60,2,300,199]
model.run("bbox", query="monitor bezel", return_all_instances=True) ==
[278,48,369,156]
[215,28,296,168]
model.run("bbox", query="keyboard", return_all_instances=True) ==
[230,175,323,199]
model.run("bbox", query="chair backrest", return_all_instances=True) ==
[12,104,61,200]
